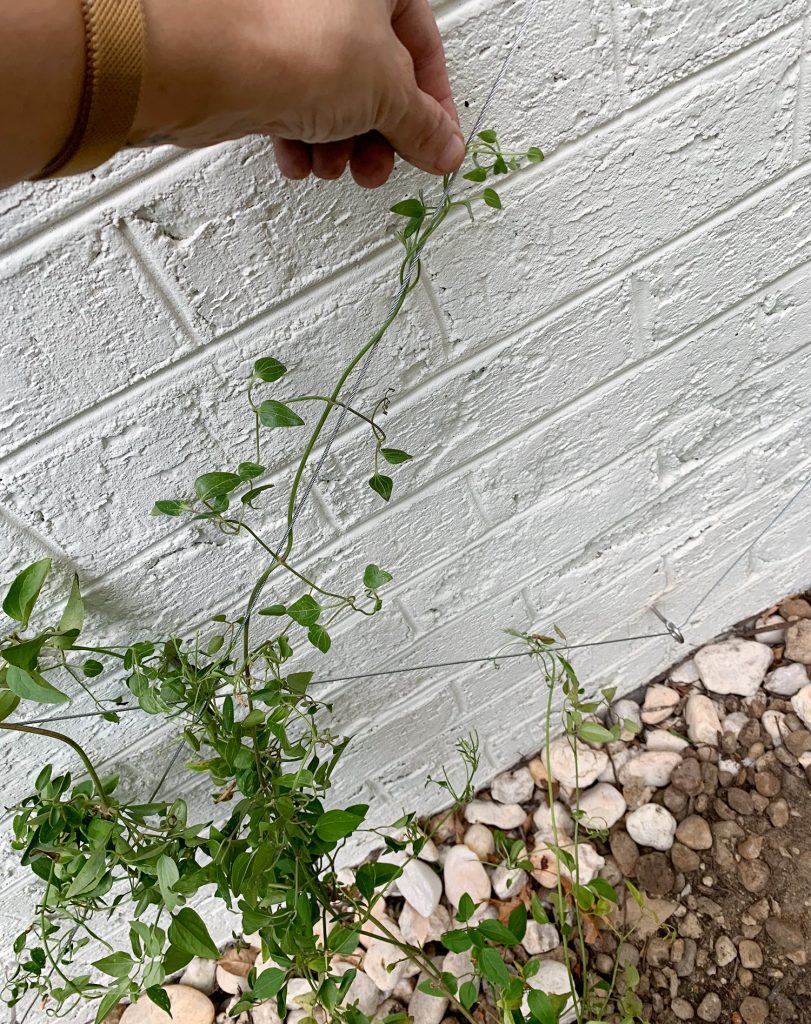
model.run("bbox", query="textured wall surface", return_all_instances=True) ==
[1,0,811,992]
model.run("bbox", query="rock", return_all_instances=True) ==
[670,842,701,872]
[442,845,491,908]
[610,830,639,876]
[755,614,787,644]
[490,766,534,804]
[645,729,689,752]
[780,596,811,619]
[523,960,576,1024]
[722,711,750,738]
[363,939,410,993]
[790,684,811,728]
[373,999,404,1022]
[765,663,809,696]
[397,859,443,918]
[597,742,632,783]
[766,797,789,828]
[753,771,780,797]
[463,823,495,858]
[764,917,804,951]
[738,859,770,893]
[543,736,608,789]
[619,751,681,788]
[671,996,695,1020]
[608,699,642,740]
[738,939,763,969]
[761,710,788,747]
[179,958,217,995]
[577,783,627,831]
[249,1002,283,1024]
[532,800,573,838]
[785,729,811,756]
[636,852,675,896]
[463,800,525,829]
[491,863,527,900]
[694,639,772,696]
[671,659,700,684]
[728,788,754,815]
[442,949,477,990]
[408,972,447,1024]
[622,779,655,810]
[398,902,450,947]
[216,947,257,995]
[527,757,547,786]
[697,992,722,1022]
[625,804,678,851]
[785,621,811,664]
[521,920,561,955]
[671,758,703,796]
[737,834,763,860]
[739,996,769,1024]
[531,839,604,886]
[642,684,682,724]
[416,838,440,863]
[715,934,737,966]
[685,695,722,745]
[675,815,713,851]
[120,986,215,1024]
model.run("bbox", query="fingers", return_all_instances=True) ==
[392,0,459,125]
[311,138,354,180]
[272,137,311,180]
[350,132,396,189]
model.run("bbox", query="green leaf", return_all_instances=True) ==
[238,462,265,480]
[368,474,393,502]
[460,981,478,1010]
[478,919,520,946]
[463,167,487,183]
[418,980,446,998]
[146,987,172,1016]
[363,564,393,591]
[253,967,288,1001]
[527,147,544,163]
[259,399,305,429]
[254,357,287,382]
[0,690,20,722]
[167,908,219,959]
[152,499,187,517]
[390,199,424,218]
[530,893,549,925]
[92,953,133,979]
[381,448,412,465]
[83,659,104,678]
[478,130,498,144]
[589,877,618,903]
[6,666,68,705]
[493,156,509,175]
[315,807,367,843]
[441,929,473,953]
[527,989,558,1024]
[156,855,180,910]
[326,923,361,954]
[483,188,502,210]
[3,559,51,629]
[354,861,402,900]
[456,892,476,923]
[577,721,615,745]
[508,903,527,943]
[288,595,321,627]
[258,605,287,617]
[194,472,243,502]
[57,575,84,636]
[95,987,127,1024]
[478,947,510,988]
[2,636,47,670]
[307,624,331,653]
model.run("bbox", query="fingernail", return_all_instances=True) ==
[438,133,465,173]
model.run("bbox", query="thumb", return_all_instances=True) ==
[380,76,465,177]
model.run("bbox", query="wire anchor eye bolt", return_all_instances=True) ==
[651,605,685,644]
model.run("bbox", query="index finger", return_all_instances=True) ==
[391,0,459,125]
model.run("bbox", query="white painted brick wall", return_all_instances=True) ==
[1,0,811,1004]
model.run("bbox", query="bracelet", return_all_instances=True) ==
[35,0,146,180]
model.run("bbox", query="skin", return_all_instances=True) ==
[0,0,463,189]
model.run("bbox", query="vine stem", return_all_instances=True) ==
[0,723,110,806]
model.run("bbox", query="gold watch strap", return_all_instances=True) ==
[35,0,146,180]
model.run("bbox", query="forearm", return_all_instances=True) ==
[0,0,85,187]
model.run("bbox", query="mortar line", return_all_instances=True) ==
[793,13,809,163]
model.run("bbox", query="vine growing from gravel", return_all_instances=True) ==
[0,133,648,1024]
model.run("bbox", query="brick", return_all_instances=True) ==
[611,0,805,103]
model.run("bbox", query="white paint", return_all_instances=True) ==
[0,0,810,1003]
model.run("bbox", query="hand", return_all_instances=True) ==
[131,0,464,188]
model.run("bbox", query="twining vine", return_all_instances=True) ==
[0,135,646,1024]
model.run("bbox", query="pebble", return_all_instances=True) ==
[737,835,763,860]
[543,736,608,789]
[670,842,701,872]
[685,695,722,745]
[766,798,789,828]
[610,830,639,876]
[577,782,627,830]
[398,902,450,947]
[764,917,804,950]
[120,986,215,1024]
[397,858,443,918]
[609,698,643,740]
[675,815,713,850]
[697,992,722,1022]
[637,852,675,896]
[764,663,809,696]
[790,684,811,728]
[442,845,491,908]
[408,972,448,1024]
[671,659,700,684]
[619,751,681,788]
[738,859,770,893]
[753,771,780,797]
[761,710,787,747]
[723,711,750,738]
[738,939,763,969]
[714,934,737,966]
[463,823,495,858]
[694,639,772,696]
[464,800,525,830]
[625,804,678,851]
[671,758,703,796]
[755,614,787,644]
[179,958,217,995]
[780,595,811,618]
[785,729,811,757]
[523,960,576,1023]
[491,863,527,900]
[363,939,410,993]
[642,684,682,723]
[532,800,573,838]
[442,949,477,990]
[727,788,754,815]
[521,920,561,955]
[671,996,695,1020]
[645,729,689,752]
[785,620,811,664]
[490,766,535,805]
[739,996,769,1024]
